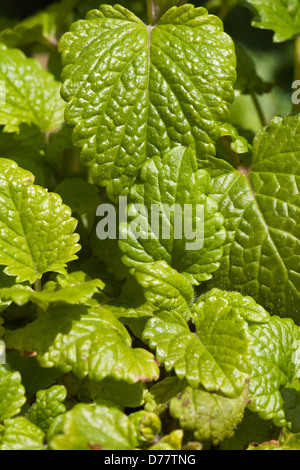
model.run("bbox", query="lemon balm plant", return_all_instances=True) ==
[0,0,299,451]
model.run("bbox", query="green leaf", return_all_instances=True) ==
[78,377,146,409]
[0,0,78,48]
[0,269,15,312]
[5,352,63,397]
[54,178,100,217]
[0,366,26,422]
[5,304,159,384]
[45,123,74,172]
[205,115,300,320]
[49,403,138,450]
[247,429,300,450]
[0,124,53,188]
[218,123,252,155]
[146,376,187,413]
[76,0,147,18]
[246,0,300,42]
[129,410,161,445]
[0,44,65,132]
[234,42,272,95]
[143,300,251,397]
[281,385,300,433]
[248,316,300,426]
[134,261,194,321]
[0,277,104,310]
[59,4,236,200]
[221,409,277,450]
[148,430,183,450]
[119,147,226,285]
[196,288,270,324]
[0,417,45,450]
[169,384,249,445]
[0,159,80,284]
[147,0,188,24]
[90,231,129,281]
[26,385,67,433]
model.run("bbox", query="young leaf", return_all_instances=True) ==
[134,261,194,321]
[143,303,251,397]
[169,384,249,445]
[246,0,300,42]
[196,288,270,324]
[5,304,159,384]
[0,366,26,422]
[204,115,300,320]
[248,316,300,426]
[58,4,236,200]
[0,159,80,284]
[49,403,138,450]
[0,44,65,132]
[26,385,67,433]
[119,147,226,285]
[129,410,161,446]
[148,430,183,450]
[0,278,104,310]
[0,417,45,450]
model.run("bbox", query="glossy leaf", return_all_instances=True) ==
[143,302,251,397]
[246,0,300,42]
[26,385,67,433]
[248,316,300,426]
[0,417,45,450]
[0,44,65,132]
[0,159,80,284]
[5,304,159,384]
[49,403,138,450]
[59,4,236,200]
[134,261,194,321]
[0,278,104,310]
[0,366,26,422]
[170,385,249,445]
[205,115,300,320]
[119,147,226,285]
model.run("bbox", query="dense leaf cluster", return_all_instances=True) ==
[0,0,300,450]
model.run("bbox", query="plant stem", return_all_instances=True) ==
[147,0,187,25]
[34,278,42,292]
[293,36,300,113]
[251,91,267,128]
[147,0,155,25]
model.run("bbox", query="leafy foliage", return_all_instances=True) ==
[0,0,300,452]
[245,0,300,42]
[0,159,80,283]
[59,4,236,201]
[0,44,65,132]
[119,147,226,285]
[204,114,300,320]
